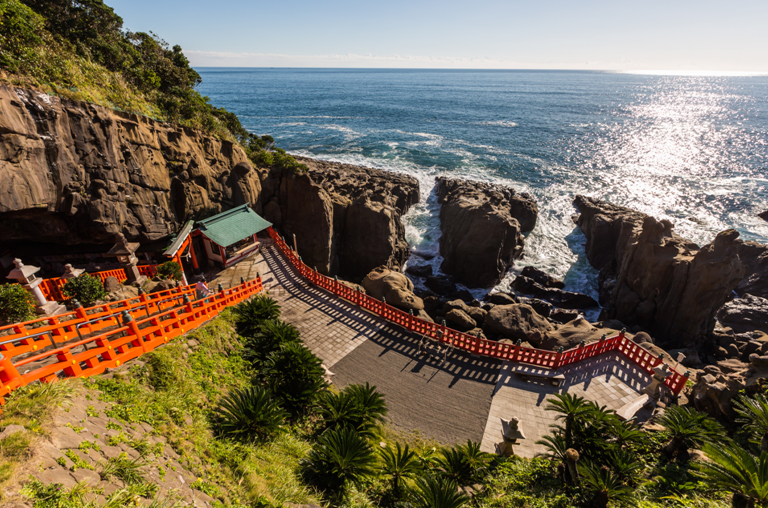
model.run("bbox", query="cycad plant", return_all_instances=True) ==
[345,382,388,425]
[413,475,469,508]
[233,294,281,337]
[316,391,364,434]
[380,442,422,498]
[697,443,768,508]
[734,393,768,452]
[216,386,287,443]
[261,342,328,418]
[536,434,574,484]
[242,318,300,365]
[302,427,377,496]
[435,447,474,487]
[579,461,634,508]
[315,383,389,437]
[545,393,595,448]
[656,405,726,457]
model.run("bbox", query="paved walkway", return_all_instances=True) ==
[480,352,648,458]
[243,245,651,454]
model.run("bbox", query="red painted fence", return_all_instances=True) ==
[35,265,158,302]
[267,227,689,394]
[0,277,262,403]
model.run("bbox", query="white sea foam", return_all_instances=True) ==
[478,120,518,128]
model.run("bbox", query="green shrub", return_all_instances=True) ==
[0,283,35,324]
[155,260,182,281]
[260,342,327,418]
[62,273,107,306]
[0,0,44,73]
[216,386,287,443]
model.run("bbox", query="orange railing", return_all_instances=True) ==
[34,265,159,302]
[0,277,262,402]
[267,227,689,394]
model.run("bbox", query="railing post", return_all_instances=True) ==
[122,310,146,351]
[73,299,87,320]
[554,346,563,368]
[0,352,23,392]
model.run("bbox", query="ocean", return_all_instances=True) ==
[196,68,768,304]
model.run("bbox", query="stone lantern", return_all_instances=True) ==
[6,258,65,316]
[499,416,526,456]
[60,264,85,280]
[642,361,671,399]
[106,233,146,285]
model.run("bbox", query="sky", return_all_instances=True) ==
[108,0,768,71]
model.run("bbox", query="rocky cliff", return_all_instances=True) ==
[0,86,418,280]
[0,85,261,246]
[272,157,420,280]
[435,177,538,288]
[573,196,753,346]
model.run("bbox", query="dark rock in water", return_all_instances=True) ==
[717,294,768,334]
[406,264,433,278]
[411,250,436,261]
[573,195,745,346]
[425,275,456,296]
[445,308,476,331]
[483,304,554,344]
[550,308,580,324]
[450,289,474,302]
[435,177,538,287]
[488,292,517,305]
[759,211,768,222]
[512,275,598,309]
[517,296,552,318]
[521,266,565,289]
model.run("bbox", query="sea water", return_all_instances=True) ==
[197,69,768,303]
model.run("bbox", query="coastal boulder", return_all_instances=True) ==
[540,317,604,351]
[445,308,476,331]
[512,275,598,309]
[717,294,768,334]
[759,211,768,223]
[521,266,565,289]
[435,177,538,288]
[362,266,424,312]
[483,304,554,343]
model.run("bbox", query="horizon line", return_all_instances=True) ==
[191,66,768,76]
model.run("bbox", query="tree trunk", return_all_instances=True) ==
[760,433,768,453]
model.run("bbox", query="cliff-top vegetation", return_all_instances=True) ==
[0,0,307,173]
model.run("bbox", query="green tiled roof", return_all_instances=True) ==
[196,204,272,247]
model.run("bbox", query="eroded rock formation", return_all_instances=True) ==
[284,157,420,280]
[0,86,258,245]
[435,177,538,288]
[573,196,746,346]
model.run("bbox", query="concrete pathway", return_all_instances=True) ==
[238,244,652,453]
[480,352,648,458]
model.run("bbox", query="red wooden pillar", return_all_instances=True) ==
[219,245,227,266]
